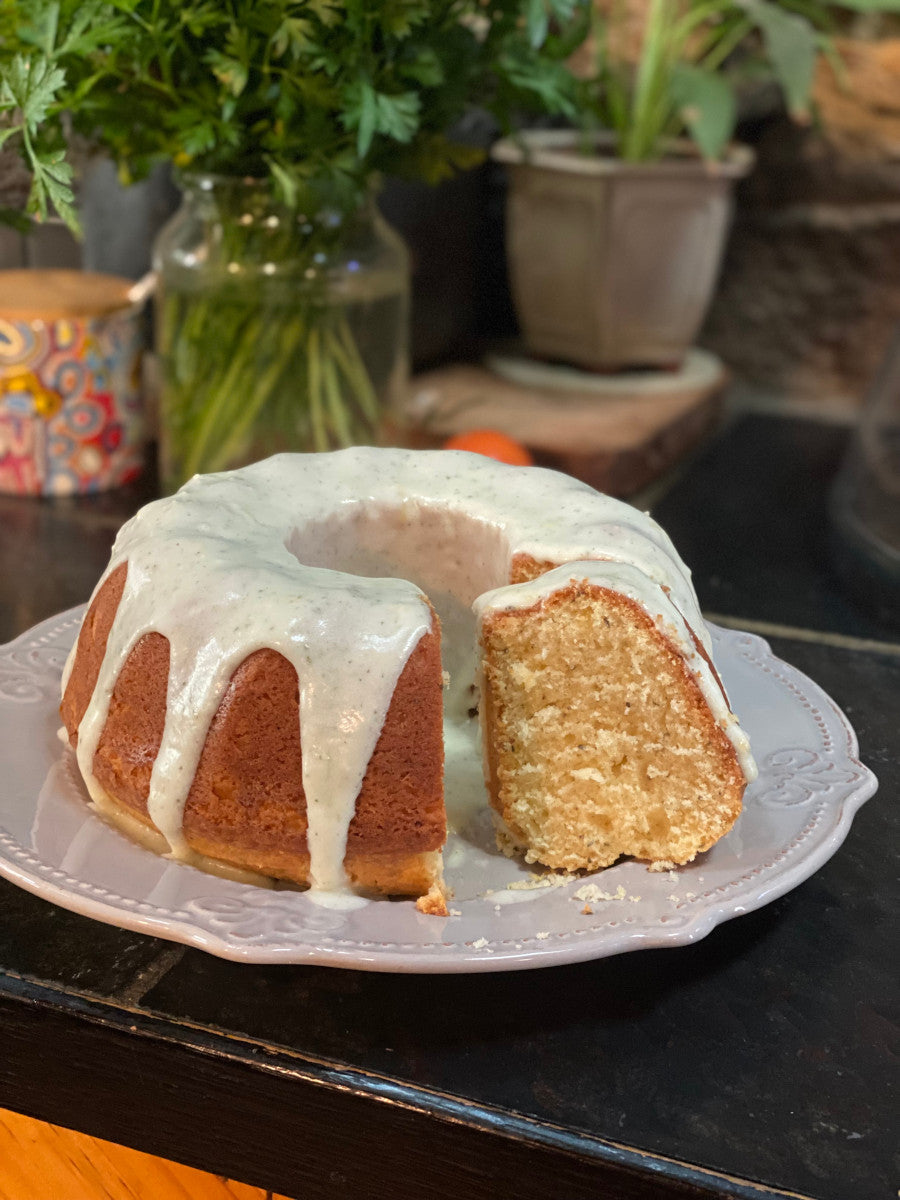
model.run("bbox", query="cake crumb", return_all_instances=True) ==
[628,895,641,902]
[581,904,593,915]
[668,894,680,903]
[573,883,627,904]
[507,871,575,891]
[535,931,550,940]
[494,904,501,913]
[416,884,448,916]
[685,892,696,900]
[448,908,462,917]
[472,937,489,949]
[441,670,450,687]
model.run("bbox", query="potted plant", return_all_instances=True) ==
[492,0,886,372]
[1,0,583,489]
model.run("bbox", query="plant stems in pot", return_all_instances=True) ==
[493,129,753,371]
[154,176,407,490]
[494,0,881,372]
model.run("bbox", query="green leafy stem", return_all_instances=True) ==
[159,284,384,491]
[1,0,585,234]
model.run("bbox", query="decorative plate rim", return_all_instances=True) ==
[0,607,878,972]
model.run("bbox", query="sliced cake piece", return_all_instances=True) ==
[476,562,750,872]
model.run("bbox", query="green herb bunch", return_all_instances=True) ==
[579,0,899,163]
[1,0,588,232]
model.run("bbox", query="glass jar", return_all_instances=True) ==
[152,174,409,492]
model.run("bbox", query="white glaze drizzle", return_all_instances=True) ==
[69,448,755,896]
[474,559,757,782]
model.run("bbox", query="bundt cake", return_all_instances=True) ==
[60,448,756,912]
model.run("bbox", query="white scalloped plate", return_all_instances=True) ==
[0,607,877,972]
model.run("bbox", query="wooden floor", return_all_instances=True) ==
[0,1108,293,1200]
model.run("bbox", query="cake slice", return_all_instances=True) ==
[477,562,749,872]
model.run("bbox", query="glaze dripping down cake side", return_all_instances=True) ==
[60,561,448,909]
[59,448,756,909]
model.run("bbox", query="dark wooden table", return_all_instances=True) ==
[1,415,897,1200]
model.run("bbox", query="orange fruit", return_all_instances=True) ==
[442,428,534,466]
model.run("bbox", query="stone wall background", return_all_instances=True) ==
[701,38,900,410]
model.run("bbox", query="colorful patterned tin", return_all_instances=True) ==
[0,270,145,495]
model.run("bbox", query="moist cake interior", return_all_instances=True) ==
[480,582,745,873]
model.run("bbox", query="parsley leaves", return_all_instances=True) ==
[1,0,586,228]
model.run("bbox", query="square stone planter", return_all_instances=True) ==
[492,131,753,371]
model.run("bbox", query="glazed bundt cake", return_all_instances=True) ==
[60,448,756,912]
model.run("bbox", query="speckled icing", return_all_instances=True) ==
[65,447,756,897]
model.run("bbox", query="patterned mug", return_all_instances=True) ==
[0,270,145,496]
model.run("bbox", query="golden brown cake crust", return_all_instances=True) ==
[60,562,129,743]
[61,561,446,896]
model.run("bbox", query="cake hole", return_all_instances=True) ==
[286,501,512,716]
